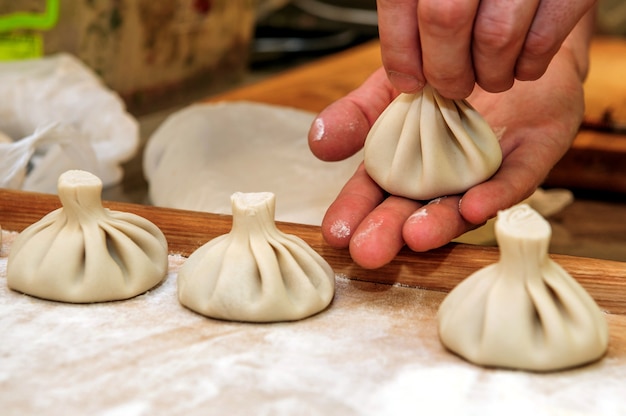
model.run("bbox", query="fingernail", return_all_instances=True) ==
[388,71,423,93]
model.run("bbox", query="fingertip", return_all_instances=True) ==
[348,195,422,269]
[458,192,493,226]
[401,209,434,252]
[514,36,558,82]
[402,197,467,251]
[307,102,370,162]
[349,217,400,269]
[321,215,353,249]
[459,181,526,225]
[307,115,332,161]
[428,78,476,100]
[476,76,515,94]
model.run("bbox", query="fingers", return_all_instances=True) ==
[515,0,597,81]
[376,0,424,93]
[321,164,386,248]
[459,139,549,226]
[349,195,422,269]
[472,0,540,92]
[321,164,422,269]
[377,0,595,97]
[402,196,471,252]
[308,68,395,162]
[345,192,481,258]
[417,0,479,99]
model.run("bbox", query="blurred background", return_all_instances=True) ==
[1,0,622,113]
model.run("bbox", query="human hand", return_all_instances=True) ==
[308,43,586,269]
[376,0,596,99]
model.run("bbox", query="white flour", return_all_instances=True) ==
[1,230,625,415]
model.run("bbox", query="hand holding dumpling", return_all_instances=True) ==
[376,0,596,99]
[363,85,502,201]
[308,12,592,268]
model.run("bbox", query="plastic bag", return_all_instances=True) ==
[0,53,139,193]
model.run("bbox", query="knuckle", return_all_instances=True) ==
[419,0,475,30]
[522,29,560,58]
[473,16,519,52]
[477,77,515,94]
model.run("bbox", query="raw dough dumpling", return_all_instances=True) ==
[7,170,168,303]
[438,204,609,371]
[178,192,335,322]
[364,85,502,200]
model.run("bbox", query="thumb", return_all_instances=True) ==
[308,67,397,161]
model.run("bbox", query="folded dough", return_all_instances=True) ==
[438,204,609,371]
[364,85,502,200]
[177,192,335,322]
[7,170,168,303]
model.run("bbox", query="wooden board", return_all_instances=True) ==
[1,188,625,314]
[1,189,626,414]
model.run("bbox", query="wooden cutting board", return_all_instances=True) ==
[1,189,626,414]
[1,188,625,314]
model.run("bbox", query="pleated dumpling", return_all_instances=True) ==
[177,192,335,322]
[364,85,502,200]
[438,204,609,371]
[7,170,168,303]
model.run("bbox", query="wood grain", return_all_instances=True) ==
[2,188,624,315]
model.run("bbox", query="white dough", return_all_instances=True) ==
[364,85,502,200]
[438,204,609,371]
[143,101,362,225]
[177,192,335,322]
[7,170,169,303]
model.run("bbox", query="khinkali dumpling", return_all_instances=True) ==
[7,170,168,303]
[438,204,609,371]
[364,85,502,200]
[177,192,335,322]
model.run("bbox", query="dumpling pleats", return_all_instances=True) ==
[364,85,502,200]
[177,192,335,322]
[438,205,608,371]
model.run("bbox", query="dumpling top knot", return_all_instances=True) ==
[437,204,609,371]
[7,170,169,303]
[364,85,502,200]
[177,192,335,322]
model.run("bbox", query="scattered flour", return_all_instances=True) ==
[311,117,325,142]
[329,219,351,239]
[1,230,625,415]
[351,217,383,248]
